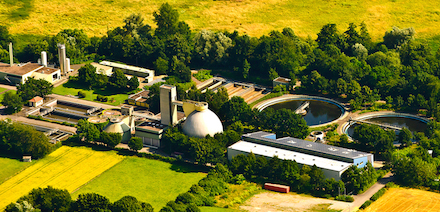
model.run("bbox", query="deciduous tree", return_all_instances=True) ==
[128,137,143,152]
[1,91,22,114]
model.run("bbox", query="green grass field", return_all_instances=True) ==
[0,157,34,184]
[52,81,128,106]
[2,0,440,41]
[0,146,124,209]
[72,157,207,211]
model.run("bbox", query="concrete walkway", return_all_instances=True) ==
[0,115,77,133]
[48,94,119,110]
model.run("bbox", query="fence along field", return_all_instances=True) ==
[364,188,440,212]
[2,0,440,40]
[0,146,124,210]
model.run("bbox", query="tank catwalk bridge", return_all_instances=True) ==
[348,117,402,131]
[295,101,310,115]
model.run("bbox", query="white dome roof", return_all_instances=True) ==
[182,109,223,138]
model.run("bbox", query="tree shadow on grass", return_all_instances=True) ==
[63,138,117,153]
[170,161,210,173]
[0,151,23,160]
[63,80,127,96]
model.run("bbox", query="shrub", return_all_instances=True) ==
[385,182,398,189]
[231,174,245,185]
[176,192,196,205]
[193,70,213,82]
[335,195,354,202]
[370,188,386,201]
[78,91,86,98]
[360,200,372,209]
[96,95,108,102]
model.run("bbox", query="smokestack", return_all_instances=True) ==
[41,51,47,67]
[9,43,13,67]
[57,44,66,75]
[65,58,70,73]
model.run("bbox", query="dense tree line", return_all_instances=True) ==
[5,186,153,212]
[352,124,395,157]
[159,164,232,212]
[229,153,345,197]
[162,127,241,164]
[341,162,379,194]
[76,119,121,148]
[388,121,440,190]
[76,64,139,91]
[0,119,52,159]
[3,3,440,120]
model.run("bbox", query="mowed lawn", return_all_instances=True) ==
[2,0,440,40]
[52,83,128,106]
[72,157,207,211]
[0,157,34,184]
[364,188,440,212]
[0,146,124,209]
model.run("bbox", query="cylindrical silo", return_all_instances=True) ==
[57,44,66,75]
[41,51,47,67]
[65,58,70,73]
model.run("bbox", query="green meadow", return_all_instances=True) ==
[1,0,440,41]
[72,157,207,211]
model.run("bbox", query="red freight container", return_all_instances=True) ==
[264,183,290,193]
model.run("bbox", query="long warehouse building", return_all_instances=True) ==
[227,131,374,180]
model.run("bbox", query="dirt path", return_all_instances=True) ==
[241,192,352,212]
[0,84,16,90]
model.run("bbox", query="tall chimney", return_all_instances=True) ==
[41,51,47,67]
[9,43,13,67]
[57,44,66,75]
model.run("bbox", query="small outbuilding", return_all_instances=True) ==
[22,155,32,162]
[29,96,44,107]
[91,62,113,76]
[264,183,290,193]
[273,77,291,88]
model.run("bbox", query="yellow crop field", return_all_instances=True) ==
[364,188,440,212]
[0,146,124,209]
[1,0,440,40]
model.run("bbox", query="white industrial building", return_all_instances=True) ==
[0,43,75,85]
[99,61,154,83]
[133,84,223,147]
[228,131,374,180]
[228,141,351,180]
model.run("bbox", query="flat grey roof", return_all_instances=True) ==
[229,141,351,172]
[242,131,372,160]
[99,61,153,74]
